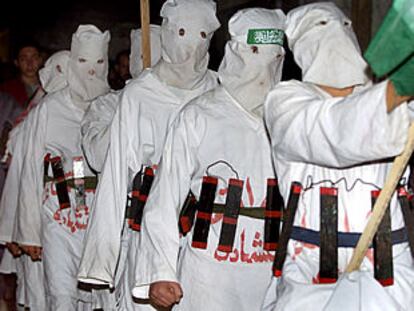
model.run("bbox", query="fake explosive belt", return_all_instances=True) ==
[125,172,284,254]
[273,183,414,287]
[179,177,283,252]
[44,154,97,210]
[126,167,155,231]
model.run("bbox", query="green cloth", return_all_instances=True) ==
[365,0,414,95]
[390,54,414,95]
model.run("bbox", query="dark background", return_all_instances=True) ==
[0,0,390,81]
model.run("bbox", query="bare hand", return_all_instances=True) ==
[20,244,42,261]
[386,81,413,113]
[149,281,183,308]
[5,242,22,257]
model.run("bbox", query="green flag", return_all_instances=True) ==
[364,0,414,95]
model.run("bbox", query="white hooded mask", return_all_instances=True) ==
[68,25,110,107]
[39,50,70,93]
[129,25,162,79]
[154,0,220,89]
[218,8,286,118]
[286,2,369,88]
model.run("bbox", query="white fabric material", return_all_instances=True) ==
[0,93,22,194]
[81,94,124,310]
[286,2,369,88]
[0,249,16,274]
[39,50,70,93]
[263,80,414,310]
[218,8,286,118]
[81,90,120,172]
[0,51,71,310]
[323,271,402,311]
[68,25,110,105]
[153,0,220,89]
[78,68,218,286]
[0,120,30,244]
[0,107,50,311]
[117,225,157,310]
[133,86,274,310]
[130,26,162,79]
[20,256,46,311]
[14,88,95,310]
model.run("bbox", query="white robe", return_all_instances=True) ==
[78,69,218,291]
[263,80,414,311]
[0,104,47,310]
[133,86,275,311]
[81,87,166,311]
[14,87,97,311]
[0,93,22,192]
[81,90,121,173]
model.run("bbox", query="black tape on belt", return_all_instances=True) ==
[264,178,284,251]
[50,156,71,210]
[273,182,302,277]
[319,187,338,284]
[372,190,394,287]
[191,176,218,249]
[398,188,414,259]
[179,192,198,236]
[44,153,51,184]
[217,179,244,253]
[131,167,154,232]
[127,170,143,224]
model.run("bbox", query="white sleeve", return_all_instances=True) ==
[13,104,47,246]
[264,80,411,168]
[78,91,142,286]
[407,100,414,119]
[133,108,199,298]
[0,133,24,244]
[81,94,118,172]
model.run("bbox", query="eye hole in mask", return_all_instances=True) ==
[316,20,328,26]
[200,31,207,39]
[276,54,283,59]
[343,20,351,27]
[251,46,259,54]
[78,58,87,63]
[97,59,104,64]
[56,65,62,73]
[179,28,185,37]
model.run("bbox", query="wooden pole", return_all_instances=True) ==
[140,0,151,69]
[346,123,414,272]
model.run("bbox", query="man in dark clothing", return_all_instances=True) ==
[0,42,42,108]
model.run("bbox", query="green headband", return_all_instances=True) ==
[247,29,284,46]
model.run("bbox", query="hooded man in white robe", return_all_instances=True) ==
[0,50,70,311]
[13,25,110,310]
[77,4,221,310]
[132,7,286,311]
[81,25,162,174]
[80,26,162,310]
[263,3,414,311]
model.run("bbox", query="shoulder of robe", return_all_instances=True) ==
[266,79,318,106]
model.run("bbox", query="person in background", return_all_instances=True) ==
[0,42,42,108]
[109,49,131,90]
